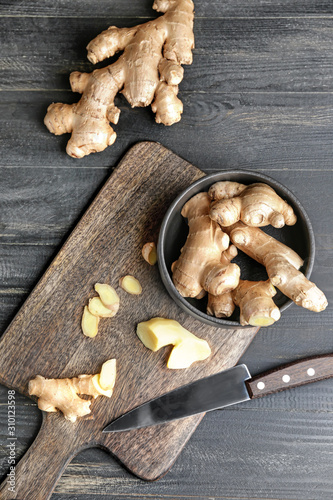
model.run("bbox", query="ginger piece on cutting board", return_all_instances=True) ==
[137,317,211,369]
[119,275,142,295]
[81,283,120,338]
[142,242,157,265]
[29,359,117,422]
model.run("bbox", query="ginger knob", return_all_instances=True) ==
[29,359,117,422]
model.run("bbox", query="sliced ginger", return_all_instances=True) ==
[81,306,99,338]
[82,283,119,338]
[119,275,142,295]
[136,317,211,369]
[142,242,157,265]
[88,297,116,318]
[94,283,120,315]
[29,359,117,422]
[98,358,117,391]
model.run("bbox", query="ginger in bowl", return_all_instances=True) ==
[158,171,327,329]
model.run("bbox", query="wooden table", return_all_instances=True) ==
[0,1,332,499]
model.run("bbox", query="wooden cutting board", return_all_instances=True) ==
[0,142,259,499]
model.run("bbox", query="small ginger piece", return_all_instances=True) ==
[119,275,142,295]
[172,192,240,298]
[98,359,117,391]
[81,305,99,338]
[232,280,281,326]
[95,283,120,315]
[207,291,235,318]
[137,317,211,369]
[142,242,157,265]
[226,222,328,312]
[88,297,116,317]
[29,359,117,422]
[209,182,297,228]
[44,0,194,158]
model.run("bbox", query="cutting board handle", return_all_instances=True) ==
[0,412,90,500]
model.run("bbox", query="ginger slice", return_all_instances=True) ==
[142,242,157,265]
[29,359,117,422]
[136,317,211,369]
[119,275,142,295]
[88,297,116,318]
[98,359,117,391]
[94,283,120,315]
[81,305,99,338]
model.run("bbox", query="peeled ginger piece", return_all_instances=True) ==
[136,317,211,369]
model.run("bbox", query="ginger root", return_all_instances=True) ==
[226,222,328,312]
[137,317,211,369]
[172,192,240,297]
[44,0,194,158]
[232,280,281,326]
[209,182,297,228]
[29,359,117,422]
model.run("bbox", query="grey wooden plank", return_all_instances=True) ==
[0,91,333,169]
[45,409,333,499]
[0,0,332,18]
[0,17,333,92]
[1,391,332,499]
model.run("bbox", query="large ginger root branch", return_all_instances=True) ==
[29,360,117,422]
[209,182,297,228]
[226,222,328,312]
[171,193,240,297]
[44,0,194,158]
[232,280,281,326]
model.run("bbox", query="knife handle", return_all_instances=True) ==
[246,354,333,399]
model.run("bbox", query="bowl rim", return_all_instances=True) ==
[157,169,316,329]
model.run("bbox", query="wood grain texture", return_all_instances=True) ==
[0,0,332,17]
[0,1,332,499]
[1,17,333,92]
[0,142,258,499]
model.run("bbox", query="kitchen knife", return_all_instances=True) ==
[103,354,333,433]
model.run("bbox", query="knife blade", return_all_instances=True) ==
[103,353,333,433]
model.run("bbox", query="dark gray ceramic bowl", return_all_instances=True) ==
[157,170,315,328]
